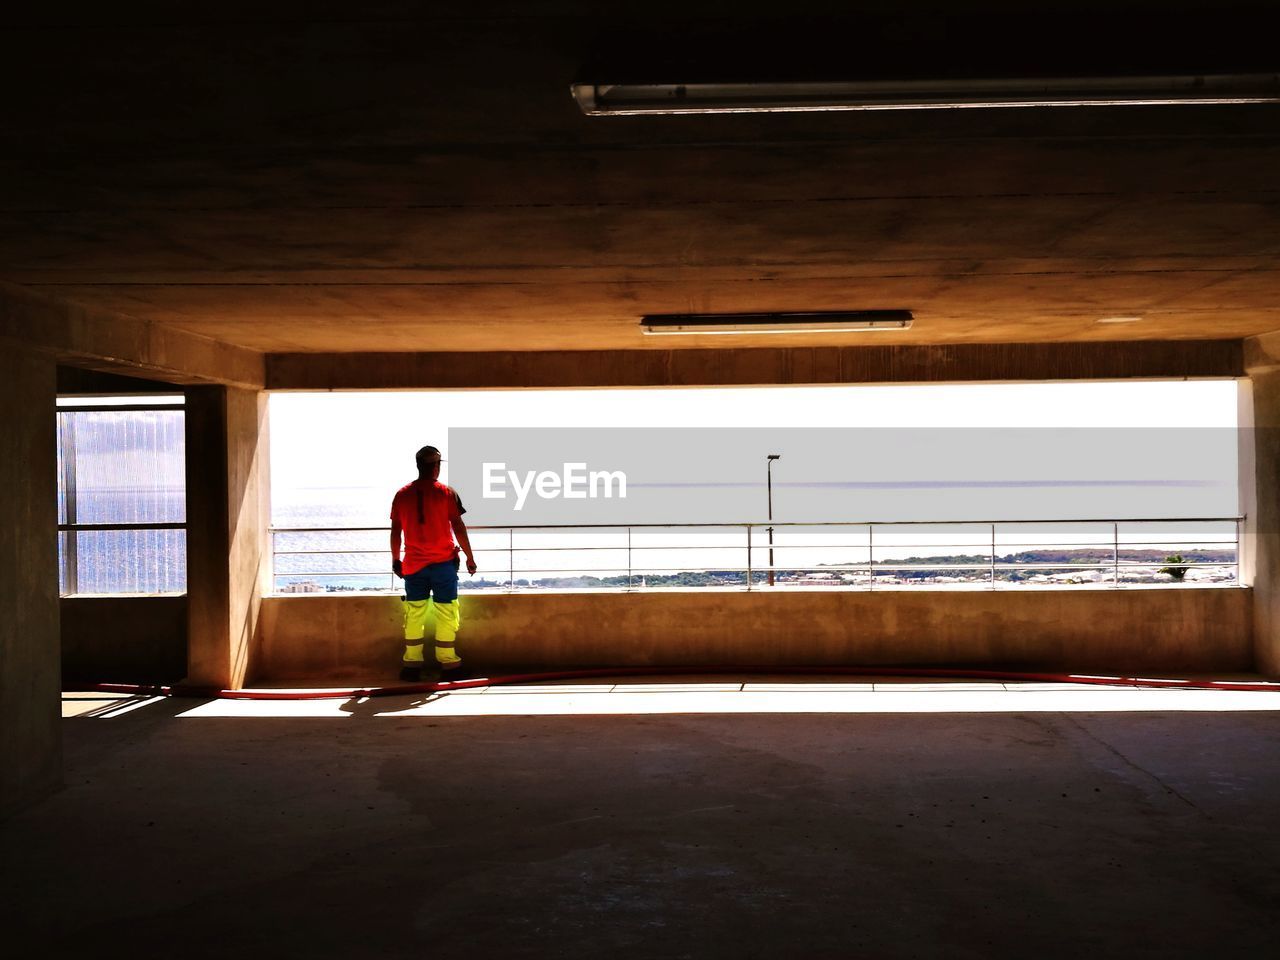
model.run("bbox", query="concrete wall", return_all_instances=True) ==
[0,346,61,818]
[60,597,187,684]
[254,588,1252,683]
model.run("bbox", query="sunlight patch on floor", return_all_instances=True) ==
[62,693,167,718]
[162,682,1280,718]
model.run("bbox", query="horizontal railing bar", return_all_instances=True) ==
[59,522,186,532]
[277,562,1237,577]
[276,546,645,555]
[276,575,399,580]
[275,547,1236,561]
[273,557,1236,571]
[751,544,1237,552]
[286,569,737,577]
[985,540,1237,547]
[272,543,1239,557]
[270,517,1244,534]
[873,562,1230,571]
[751,541,1235,549]
[273,550,389,556]
[274,546,1239,565]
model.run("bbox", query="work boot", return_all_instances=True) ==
[399,665,422,683]
[439,663,470,682]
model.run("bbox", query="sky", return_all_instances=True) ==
[268,381,1242,574]
[271,379,1240,490]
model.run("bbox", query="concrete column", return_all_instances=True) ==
[1237,379,1257,590]
[185,387,270,689]
[1244,335,1280,676]
[0,346,61,817]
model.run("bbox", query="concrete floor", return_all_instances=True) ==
[4,680,1280,959]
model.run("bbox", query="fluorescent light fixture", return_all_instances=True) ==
[1096,315,1143,324]
[641,310,912,336]
[573,74,1280,115]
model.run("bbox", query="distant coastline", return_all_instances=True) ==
[275,547,1237,593]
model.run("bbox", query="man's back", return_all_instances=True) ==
[390,479,465,573]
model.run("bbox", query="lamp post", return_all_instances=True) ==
[767,454,781,586]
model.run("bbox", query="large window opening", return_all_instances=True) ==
[269,381,1241,595]
[56,395,186,595]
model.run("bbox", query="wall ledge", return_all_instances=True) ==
[255,587,1253,683]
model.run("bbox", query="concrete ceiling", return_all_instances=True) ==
[3,1,1279,354]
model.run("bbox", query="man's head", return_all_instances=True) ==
[415,445,443,479]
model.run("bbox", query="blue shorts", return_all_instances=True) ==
[403,558,460,603]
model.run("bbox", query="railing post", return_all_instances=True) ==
[1113,521,1120,588]
[627,526,632,590]
[1236,517,1242,585]
[508,527,514,592]
[868,523,874,591]
[746,525,753,591]
[990,523,996,589]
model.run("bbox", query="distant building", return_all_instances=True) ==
[794,572,843,586]
[279,580,325,594]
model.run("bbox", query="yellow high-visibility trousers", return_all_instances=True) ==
[431,599,461,666]
[403,599,462,666]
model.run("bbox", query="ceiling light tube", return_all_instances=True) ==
[641,311,913,336]
[573,74,1280,115]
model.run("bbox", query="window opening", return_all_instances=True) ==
[56,396,186,595]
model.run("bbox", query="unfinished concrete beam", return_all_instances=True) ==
[267,340,1243,391]
[1,282,263,389]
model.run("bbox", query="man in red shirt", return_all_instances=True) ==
[391,445,478,682]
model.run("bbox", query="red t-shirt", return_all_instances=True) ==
[391,480,466,575]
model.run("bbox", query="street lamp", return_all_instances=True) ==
[767,454,781,586]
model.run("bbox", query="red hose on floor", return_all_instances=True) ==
[81,664,1280,700]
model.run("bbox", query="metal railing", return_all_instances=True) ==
[269,517,1243,594]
